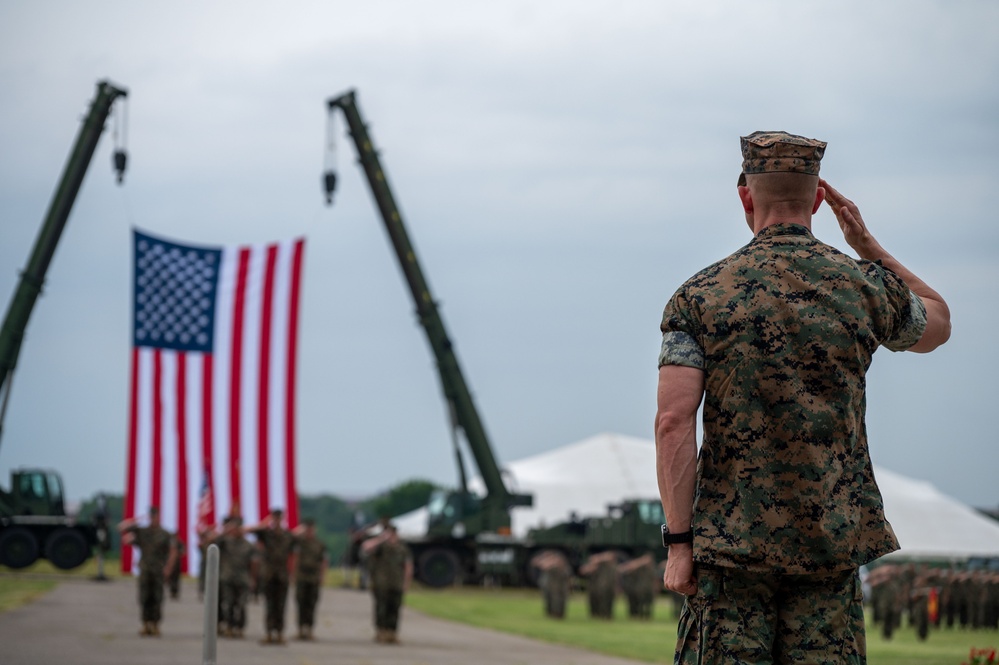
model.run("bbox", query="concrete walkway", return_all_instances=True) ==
[0,577,652,665]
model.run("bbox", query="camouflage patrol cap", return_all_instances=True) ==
[741,131,826,176]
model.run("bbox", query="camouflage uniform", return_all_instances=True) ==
[294,534,327,638]
[256,527,295,640]
[587,558,617,620]
[217,532,256,636]
[659,132,927,663]
[368,536,412,639]
[534,551,572,619]
[167,538,185,599]
[620,556,657,619]
[126,524,174,632]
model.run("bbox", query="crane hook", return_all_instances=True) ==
[323,170,337,206]
[113,150,128,185]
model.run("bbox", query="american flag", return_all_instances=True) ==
[123,230,305,574]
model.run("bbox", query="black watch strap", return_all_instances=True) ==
[661,523,693,547]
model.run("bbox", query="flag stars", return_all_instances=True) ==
[133,233,221,352]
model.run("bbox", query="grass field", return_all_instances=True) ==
[406,586,998,665]
[2,563,995,664]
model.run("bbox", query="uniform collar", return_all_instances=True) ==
[753,223,814,241]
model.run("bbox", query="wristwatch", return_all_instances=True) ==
[661,523,693,547]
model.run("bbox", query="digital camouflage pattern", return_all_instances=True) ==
[131,525,173,574]
[294,536,327,584]
[217,535,255,633]
[257,527,295,580]
[740,131,827,175]
[294,535,326,632]
[126,525,174,624]
[675,565,866,664]
[256,527,295,634]
[660,223,926,574]
[369,539,411,592]
[218,534,255,585]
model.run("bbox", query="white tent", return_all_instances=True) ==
[396,432,999,561]
[877,467,999,561]
[395,432,659,538]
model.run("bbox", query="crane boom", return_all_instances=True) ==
[0,80,127,452]
[326,90,530,534]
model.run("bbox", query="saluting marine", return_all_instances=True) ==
[118,506,177,637]
[245,508,295,645]
[292,518,327,640]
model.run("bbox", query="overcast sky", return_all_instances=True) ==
[1,1,996,511]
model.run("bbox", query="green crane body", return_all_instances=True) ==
[326,90,531,585]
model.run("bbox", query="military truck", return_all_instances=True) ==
[0,469,99,569]
[526,498,667,574]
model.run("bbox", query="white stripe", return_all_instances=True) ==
[184,352,204,574]
[212,246,236,522]
[269,240,293,516]
[160,352,179,535]
[132,347,154,572]
[240,245,264,525]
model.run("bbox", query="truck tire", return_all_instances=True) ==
[418,548,460,588]
[0,527,40,569]
[45,528,89,570]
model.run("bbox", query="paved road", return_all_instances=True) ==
[0,577,652,665]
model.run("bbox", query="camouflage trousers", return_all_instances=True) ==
[219,580,249,630]
[296,580,321,628]
[543,585,568,619]
[373,588,403,630]
[138,570,165,622]
[674,565,866,665]
[262,574,289,632]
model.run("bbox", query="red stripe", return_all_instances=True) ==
[176,353,189,574]
[151,350,163,513]
[123,347,140,572]
[256,245,278,519]
[284,239,305,527]
[229,248,251,514]
[202,353,216,527]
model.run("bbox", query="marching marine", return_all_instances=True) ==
[580,551,617,620]
[245,508,295,645]
[118,506,178,636]
[213,515,257,638]
[363,524,413,644]
[292,518,327,640]
[533,550,572,619]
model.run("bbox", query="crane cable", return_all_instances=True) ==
[111,95,128,185]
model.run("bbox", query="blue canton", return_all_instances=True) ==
[133,231,221,352]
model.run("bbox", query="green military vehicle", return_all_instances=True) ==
[0,469,99,569]
[0,469,98,570]
[526,499,667,574]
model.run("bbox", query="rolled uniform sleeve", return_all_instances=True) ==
[873,261,928,352]
[659,289,705,369]
[883,291,927,352]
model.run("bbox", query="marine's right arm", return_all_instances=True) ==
[820,178,951,352]
[655,364,704,597]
